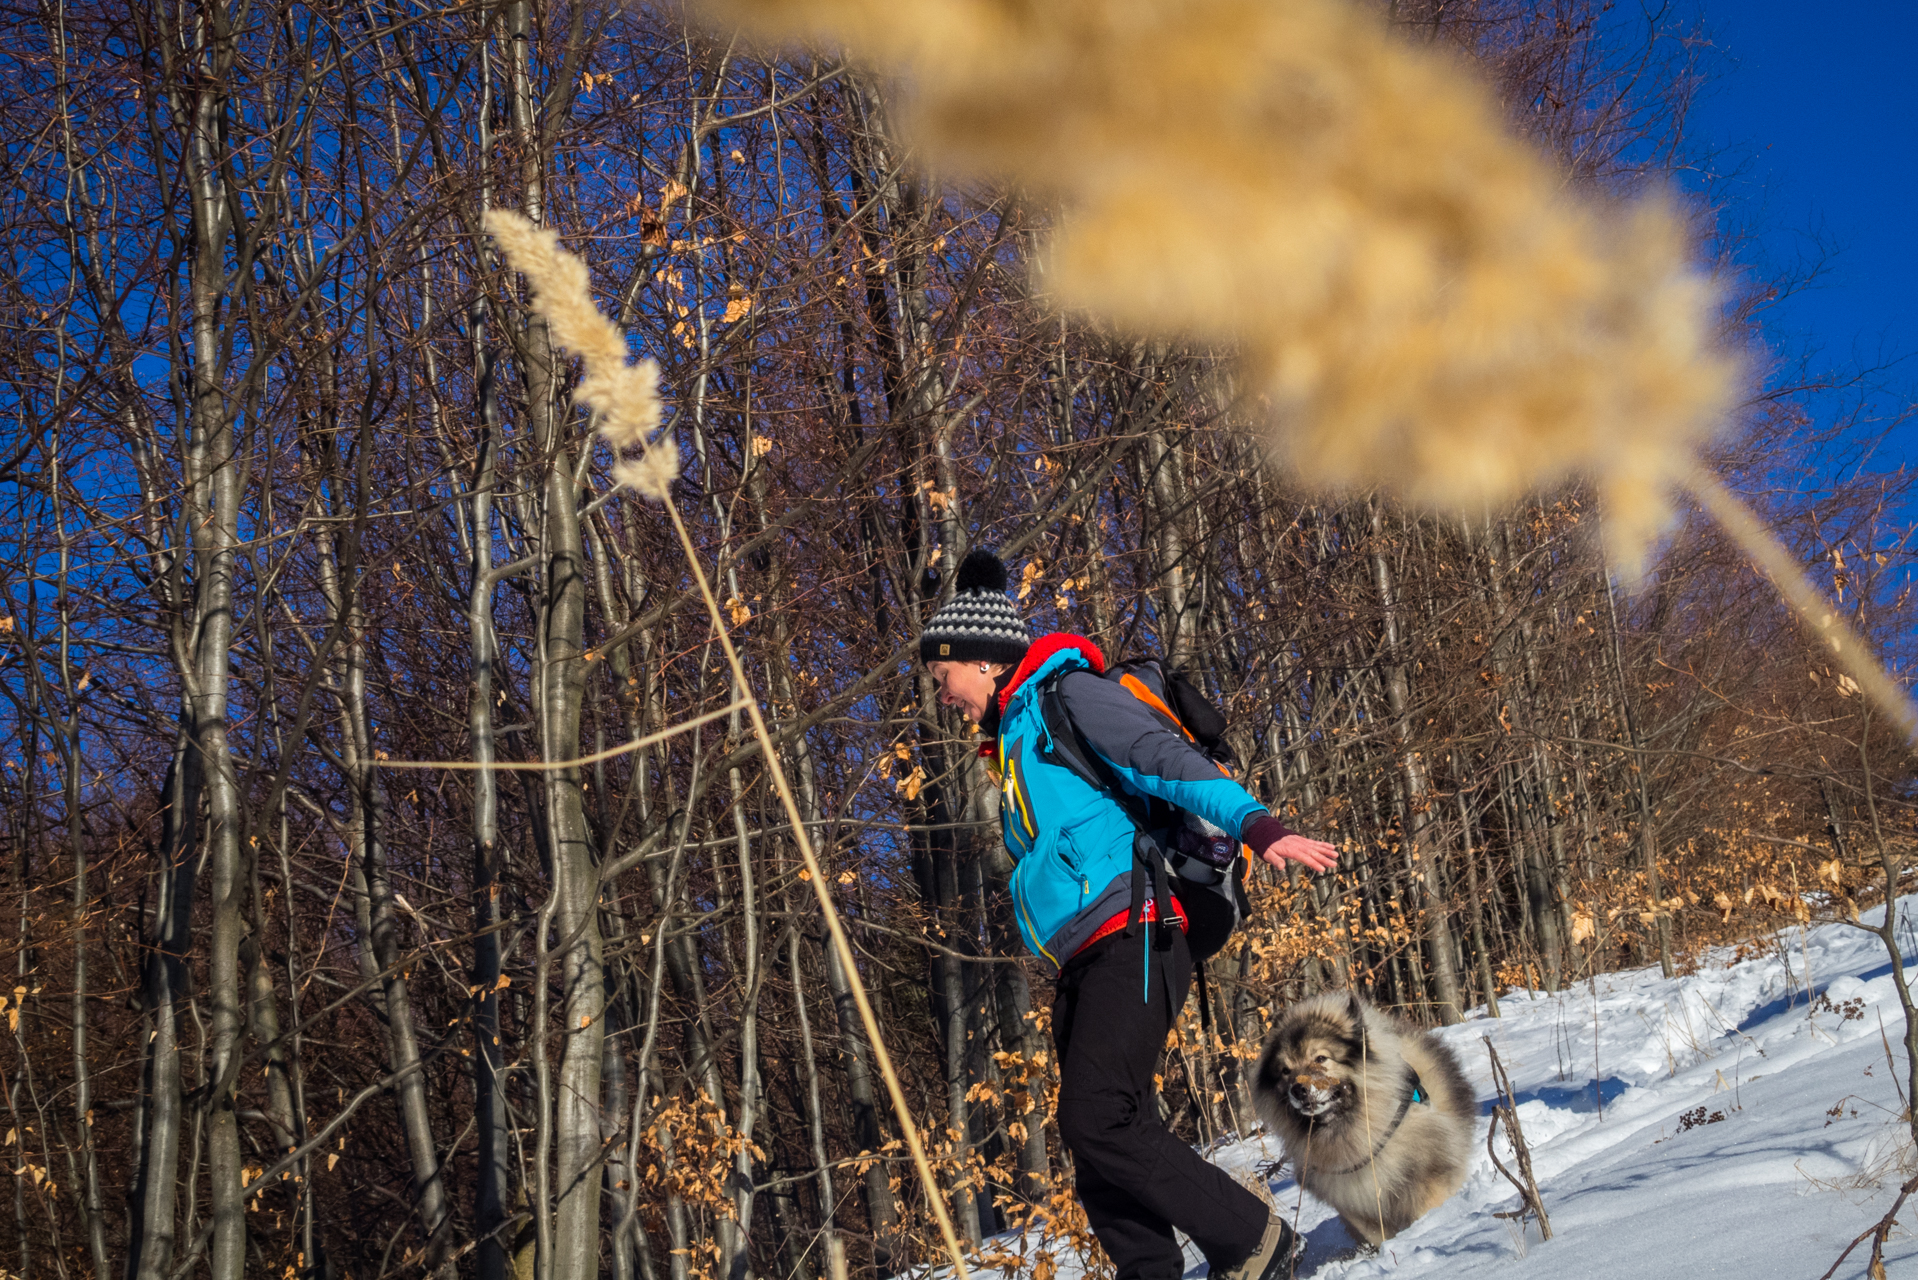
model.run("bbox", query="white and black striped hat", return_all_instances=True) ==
[919,548,1031,667]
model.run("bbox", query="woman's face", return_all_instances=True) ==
[926,660,1006,724]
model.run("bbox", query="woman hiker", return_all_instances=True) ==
[919,548,1339,1280]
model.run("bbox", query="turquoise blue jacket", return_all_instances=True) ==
[994,636,1269,971]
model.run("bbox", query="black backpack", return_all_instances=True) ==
[1036,658,1255,967]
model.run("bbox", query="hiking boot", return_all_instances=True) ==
[1211,1216,1302,1280]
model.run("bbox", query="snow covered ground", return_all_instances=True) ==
[980,898,1918,1280]
[1225,896,1918,1279]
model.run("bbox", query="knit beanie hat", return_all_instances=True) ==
[918,548,1032,667]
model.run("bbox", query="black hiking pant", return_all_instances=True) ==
[1053,923,1267,1279]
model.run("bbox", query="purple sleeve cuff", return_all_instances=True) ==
[1240,813,1296,853]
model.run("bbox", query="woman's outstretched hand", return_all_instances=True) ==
[1259,834,1340,874]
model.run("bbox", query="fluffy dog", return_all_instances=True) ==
[1252,993,1475,1245]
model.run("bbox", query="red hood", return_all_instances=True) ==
[998,633,1105,717]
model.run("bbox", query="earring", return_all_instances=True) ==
[979,664,990,673]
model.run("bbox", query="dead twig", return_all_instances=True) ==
[1815,1171,1917,1280]
[1484,1037,1553,1241]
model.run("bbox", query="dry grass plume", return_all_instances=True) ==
[699,0,1917,739]
[700,0,1736,577]
[484,209,676,500]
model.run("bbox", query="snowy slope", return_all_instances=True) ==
[1224,897,1918,1279]
[970,899,1918,1280]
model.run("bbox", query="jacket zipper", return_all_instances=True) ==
[1013,870,1056,968]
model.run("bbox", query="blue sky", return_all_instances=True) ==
[1691,0,1916,476]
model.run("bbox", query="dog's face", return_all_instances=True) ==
[1259,1006,1369,1122]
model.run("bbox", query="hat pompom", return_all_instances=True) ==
[954,548,1008,594]
[920,546,1031,667]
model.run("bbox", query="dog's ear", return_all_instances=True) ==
[1347,992,1372,1059]
[1255,1040,1281,1089]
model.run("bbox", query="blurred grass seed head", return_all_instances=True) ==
[701,0,1739,575]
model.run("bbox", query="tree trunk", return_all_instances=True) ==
[180,30,247,1271]
[530,290,606,1280]
[1370,503,1462,1023]
[468,303,514,1280]
[128,745,198,1280]
[1455,786,1500,1018]
[313,435,455,1271]
[1602,567,1674,977]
